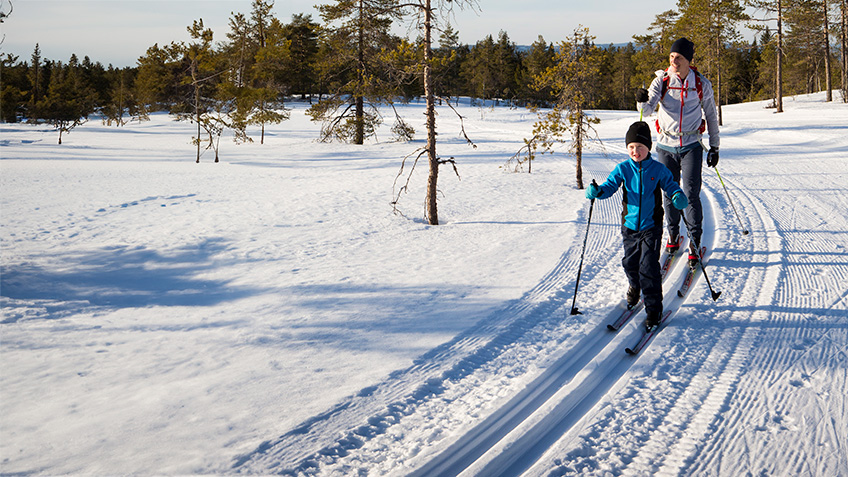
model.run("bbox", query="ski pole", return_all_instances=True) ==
[713,166,749,235]
[638,82,645,121]
[681,212,722,301]
[571,179,597,315]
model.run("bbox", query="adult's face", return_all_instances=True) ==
[669,52,690,75]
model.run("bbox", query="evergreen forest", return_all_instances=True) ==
[2,0,846,143]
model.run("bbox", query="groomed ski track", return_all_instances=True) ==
[232,153,721,476]
[407,177,718,477]
[232,97,848,476]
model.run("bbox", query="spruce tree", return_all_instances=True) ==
[1,53,26,122]
[282,14,320,100]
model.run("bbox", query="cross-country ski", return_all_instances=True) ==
[607,236,684,331]
[625,309,674,355]
[677,246,708,297]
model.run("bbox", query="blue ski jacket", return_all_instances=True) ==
[595,155,684,232]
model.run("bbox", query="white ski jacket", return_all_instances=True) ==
[637,68,720,150]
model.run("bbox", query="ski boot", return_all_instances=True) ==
[645,310,662,331]
[626,286,641,309]
[688,244,701,269]
[665,235,681,255]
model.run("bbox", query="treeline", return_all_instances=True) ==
[2,0,846,141]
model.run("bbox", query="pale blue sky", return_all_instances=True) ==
[2,0,686,67]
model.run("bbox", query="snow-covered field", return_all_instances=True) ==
[1,92,847,476]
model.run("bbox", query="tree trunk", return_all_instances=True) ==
[843,0,848,99]
[777,0,784,113]
[191,61,201,163]
[824,0,833,101]
[575,109,584,190]
[424,0,439,225]
[261,95,266,144]
[716,35,723,126]
[355,0,365,145]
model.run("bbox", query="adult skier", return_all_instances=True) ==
[636,37,720,268]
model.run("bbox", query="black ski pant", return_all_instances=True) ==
[657,143,703,251]
[621,225,663,316]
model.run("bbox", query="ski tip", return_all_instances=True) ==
[625,348,637,355]
[677,290,684,298]
[607,324,618,331]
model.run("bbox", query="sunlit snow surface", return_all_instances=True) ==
[2,93,846,475]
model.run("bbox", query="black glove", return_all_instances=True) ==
[636,87,649,103]
[706,147,719,167]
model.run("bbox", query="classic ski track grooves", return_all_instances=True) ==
[405,180,715,476]
[679,163,848,476]
[231,168,623,474]
[234,149,847,476]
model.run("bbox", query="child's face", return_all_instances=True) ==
[628,142,650,162]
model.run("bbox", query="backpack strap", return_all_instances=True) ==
[655,67,706,138]
[690,66,703,103]
[659,67,703,103]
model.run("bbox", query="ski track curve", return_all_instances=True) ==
[463,188,719,477]
[233,131,848,476]
[528,159,813,477]
[677,149,848,476]
[290,154,717,476]
[230,160,625,475]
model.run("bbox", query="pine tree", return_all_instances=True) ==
[308,0,401,144]
[520,36,556,106]
[172,19,229,162]
[823,0,833,101]
[134,42,184,118]
[101,66,143,126]
[677,0,748,124]
[749,0,787,111]
[784,0,829,95]
[38,56,96,144]
[246,16,291,144]
[219,3,291,145]
[511,27,604,186]
[1,53,26,122]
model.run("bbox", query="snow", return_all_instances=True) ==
[1,93,847,476]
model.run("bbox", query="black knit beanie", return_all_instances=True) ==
[625,121,652,149]
[670,37,695,62]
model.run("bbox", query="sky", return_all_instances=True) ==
[1,0,684,68]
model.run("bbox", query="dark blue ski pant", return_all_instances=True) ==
[657,143,703,250]
[621,225,664,316]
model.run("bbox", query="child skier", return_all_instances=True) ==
[585,121,688,330]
